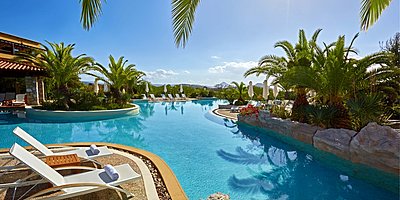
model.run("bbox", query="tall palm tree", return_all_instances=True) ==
[231,81,247,102]
[126,70,146,94]
[244,29,322,122]
[360,0,393,30]
[88,55,144,103]
[283,34,392,128]
[14,42,94,109]
[80,0,200,48]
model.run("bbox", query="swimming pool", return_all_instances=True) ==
[0,100,398,199]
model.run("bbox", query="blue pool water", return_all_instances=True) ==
[0,100,398,199]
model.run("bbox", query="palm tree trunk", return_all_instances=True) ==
[58,84,70,110]
[330,100,352,129]
[291,87,309,123]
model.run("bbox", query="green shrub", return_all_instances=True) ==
[305,105,338,128]
[234,100,248,106]
[270,105,290,119]
[347,94,389,131]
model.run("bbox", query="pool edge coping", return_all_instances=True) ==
[212,108,238,121]
[0,142,188,200]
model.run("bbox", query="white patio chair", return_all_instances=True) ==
[7,143,140,199]
[13,127,112,160]
[12,94,25,106]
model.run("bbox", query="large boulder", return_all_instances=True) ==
[259,117,293,136]
[313,128,357,159]
[238,114,260,127]
[350,122,400,175]
[289,122,322,144]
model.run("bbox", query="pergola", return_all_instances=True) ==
[0,58,47,77]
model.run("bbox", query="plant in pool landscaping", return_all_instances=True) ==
[305,104,338,128]
[346,94,390,131]
[270,105,290,119]
[240,105,259,119]
[206,192,230,200]
[88,55,145,104]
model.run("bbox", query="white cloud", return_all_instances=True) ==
[183,70,190,74]
[144,69,179,80]
[208,61,257,74]
[211,55,221,59]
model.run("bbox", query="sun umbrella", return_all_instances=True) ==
[247,81,254,99]
[103,83,109,92]
[180,84,183,93]
[145,82,149,94]
[164,85,167,93]
[273,84,279,99]
[94,79,99,94]
[262,80,269,100]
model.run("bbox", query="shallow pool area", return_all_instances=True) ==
[0,100,398,200]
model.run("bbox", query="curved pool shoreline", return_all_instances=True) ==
[25,104,140,122]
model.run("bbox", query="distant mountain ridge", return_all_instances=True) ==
[214,82,230,89]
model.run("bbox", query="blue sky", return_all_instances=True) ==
[1,0,399,86]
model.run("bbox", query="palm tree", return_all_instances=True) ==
[360,0,393,30]
[283,34,392,128]
[231,81,247,103]
[244,29,322,122]
[80,0,199,48]
[14,42,94,109]
[88,55,144,103]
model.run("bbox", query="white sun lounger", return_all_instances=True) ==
[167,94,175,101]
[175,94,181,100]
[161,94,168,101]
[149,94,157,101]
[13,127,112,159]
[8,143,140,199]
[181,93,187,99]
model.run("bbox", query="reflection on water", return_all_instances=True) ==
[0,100,397,200]
[217,121,398,200]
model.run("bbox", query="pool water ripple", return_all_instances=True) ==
[0,100,398,200]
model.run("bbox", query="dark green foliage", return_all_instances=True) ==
[40,87,133,111]
[234,100,248,106]
[347,94,389,131]
[305,105,338,128]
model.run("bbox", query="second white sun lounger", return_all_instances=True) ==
[9,143,141,199]
[13,127,112,159]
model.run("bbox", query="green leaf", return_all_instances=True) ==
[171,0,200,48]
[360,0,392,30]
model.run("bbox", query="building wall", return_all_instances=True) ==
[0,32,41,48]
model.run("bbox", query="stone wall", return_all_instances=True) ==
[25,76,39,105]
[238,110,400,175]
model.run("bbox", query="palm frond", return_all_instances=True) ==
[80,0,105,30]
[171,0,200,48]
[360,0,392,30]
